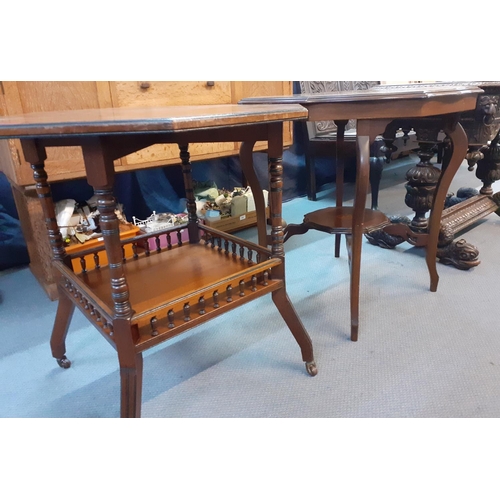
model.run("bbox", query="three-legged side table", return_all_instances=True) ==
[241,85,482,340]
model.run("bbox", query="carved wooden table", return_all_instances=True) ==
[0,103,317,418]
[369,81,500,270]
[241,85,482,338]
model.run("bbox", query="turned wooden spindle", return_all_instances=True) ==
[21,140,66,262]
[268,122,285,259]
[150,316,159,337]
[94,187,132,318]
[251,275,257,292]
[213,290,220,308]
[183,303,191,322]
[168,310,175,329]
[198,297,206,315]
[179,144,199,244]
[263,271,269,286]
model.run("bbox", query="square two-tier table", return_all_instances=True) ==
[241,85,482,340]
[0,104,317,418]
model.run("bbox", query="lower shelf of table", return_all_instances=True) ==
[54,240,283,352]
[303,207,389,234]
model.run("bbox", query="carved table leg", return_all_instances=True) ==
[476,131,500,196]
[366,119,479,275]
[366,127,441,250]
[433,128,500,270]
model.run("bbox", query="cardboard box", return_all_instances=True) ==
[202,208,270,233]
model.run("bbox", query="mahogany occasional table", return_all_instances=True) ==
[0,103,317,418]
[241,84,482,341]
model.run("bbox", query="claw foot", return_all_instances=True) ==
[56,356,71,369]
[305,361,318,377]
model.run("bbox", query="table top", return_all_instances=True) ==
[0,103,308,139]
[416,81,500,90]
[240,83,483,121]
[240,83,483,104]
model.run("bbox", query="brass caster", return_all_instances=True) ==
[56,356,71,369]
[305,361,318,377]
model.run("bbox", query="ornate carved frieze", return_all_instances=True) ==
[299,81,379,137]
[442,194,500,234]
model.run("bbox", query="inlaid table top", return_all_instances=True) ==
[0,103,308,138]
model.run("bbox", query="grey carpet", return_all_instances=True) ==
[1,155,499,418]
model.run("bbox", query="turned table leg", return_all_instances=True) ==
[267,122,317,375]
[20,139,75,367]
